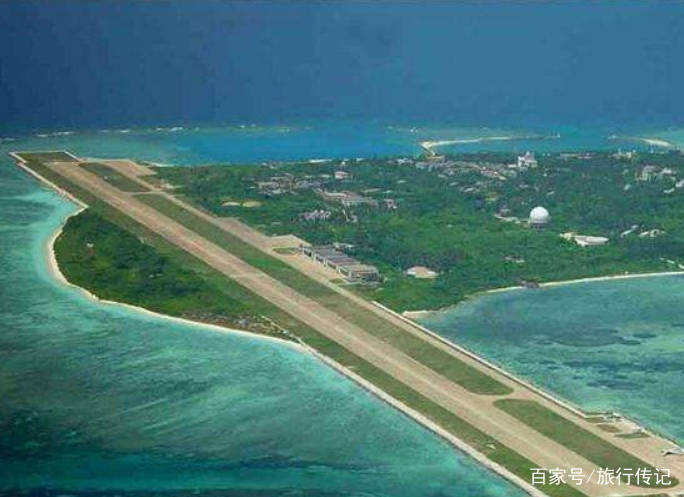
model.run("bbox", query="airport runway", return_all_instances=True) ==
[26,156,684,497]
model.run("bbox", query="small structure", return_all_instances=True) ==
[561,232,609,247]
[406,266,438,279]
[338,263,380,282]
[316,190,378,208]
[662,446,684,456]
[517,152,538,168]
[334,170,350,180]
[300,209,332,222]
[620,225,639,237]
[529,206,550,228]
[383,198,398,210]
[300,245,380,283]
[426,154,446,162]
[574,235,609,247]
[613,149,636,160]
[639,229,665,238]
[637,165,658,182]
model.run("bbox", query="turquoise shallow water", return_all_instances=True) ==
[2,120,680,168]
[0,137,526,495]
[3,123,684,495]
[422,277,684,444]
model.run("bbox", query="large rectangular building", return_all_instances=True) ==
[300,245,380,282]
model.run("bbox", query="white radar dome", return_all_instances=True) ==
[529,206,550,225]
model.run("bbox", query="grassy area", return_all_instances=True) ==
[81,162,150,192]
[137,193,512,396]
[617,432,651,439]
[154,151,684,311]
[16,151,78,162]
[494,399,677,488]
[596,423,622,433]
[139,174,165,187]
[19,158,586,497]
[273,247,300,255]
[54,209,289,339]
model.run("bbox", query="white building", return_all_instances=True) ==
[561,232,609,247]
[517,151,538,168]
[406,266,438,279]
[529,206,550,228]
[574,235,609,247]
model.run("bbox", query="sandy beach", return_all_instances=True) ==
[419,133,556,155]
[485,270,684,295]
[17,151,298,351]
[44,208,546,497]
[402,271,684,319]
[399,270,684,327]
[44,208,303,350]
[608,134,678,149]
[21,154,684,496]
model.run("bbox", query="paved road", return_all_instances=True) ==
[44,159,684,497]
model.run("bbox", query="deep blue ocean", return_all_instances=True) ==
[2,1,684,135]
[2,2,684,496]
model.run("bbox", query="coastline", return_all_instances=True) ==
[608,134,678,149]
[16,144,547,495]
[485,270,684,295]
[401,270,684,447]
[18,154,684,496]
[405,270,684,318]
[43,208,544,497]
[418,133,557,155]
[44,207,303,351]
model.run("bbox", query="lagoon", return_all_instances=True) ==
[421,276,684,444]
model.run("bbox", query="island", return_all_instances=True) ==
[10,149,684,497]
[151,149,684,312]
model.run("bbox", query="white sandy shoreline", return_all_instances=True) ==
[404,270,684,318]
[44,209,303,350]
[486,270,684,294]
[608,134,678,149]
[43,210,544,497]
[17,154,684,496]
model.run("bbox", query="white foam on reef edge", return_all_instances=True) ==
[43,210,546,496]
[44,208,303,350]
[420,133,557,153]
[608,134,678,149]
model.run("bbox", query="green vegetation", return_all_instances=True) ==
[21,158,586,497]
[27,154,674,496]
[81,162,150,192]
[585,416,608,423]
[361,373,587,497]
[154,151,684,311]
[56,219,583,497]
[596,423,622,433]
[137,193,512,395]
[617,432,651,439]
[54,209,286,338]
[16,151,78,162]
[494,399,677,488]
[273,247,300,255]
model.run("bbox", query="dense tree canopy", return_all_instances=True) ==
[155,150,684,310]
